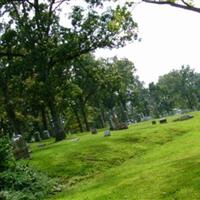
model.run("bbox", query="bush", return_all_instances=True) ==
[0,163,57,200]
[0,134,58,200]
[0,135,14,171]
[0,190,35,200]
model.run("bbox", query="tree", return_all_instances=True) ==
[70,54,102,131]
[0,0,137,141]
[129,79,150,120]
[0,30,23,137]
[157,65,200,110]
[142,0,200,14]
[90,57,139,128]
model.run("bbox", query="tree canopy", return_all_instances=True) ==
[0,0,137,141]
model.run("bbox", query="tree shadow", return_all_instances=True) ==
[161,154,200,199]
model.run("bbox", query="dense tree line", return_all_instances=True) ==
[0,48,144,140]
[147,66,200,117]
[1,0,200,143]
[0,0,137,141]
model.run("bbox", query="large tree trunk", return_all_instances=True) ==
[79,97,90,131]
[47,112,54,137]
[48,98,65,141]
[41,106,49,131]
[82,107,90,131]
[109,109,118,130]
[99,108,106,128]
[120,97,129,122]
[73,107,83,133]
[1,78,21,136]
[44,62,65,141]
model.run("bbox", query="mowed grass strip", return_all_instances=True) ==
[28,112,200,199]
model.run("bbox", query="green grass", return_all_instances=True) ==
[27,112,200,199]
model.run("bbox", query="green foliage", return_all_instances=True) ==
[0,134,57,200]
[0,135,14,171]
[0,0,137,141]
[157,65,200,110]
[145,65,200,118]
[0,163,57,200]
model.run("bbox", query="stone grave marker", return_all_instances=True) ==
[159,118,167,124]
[104,130,111,137]
[173,114,193,122]
[42,130,50,139]
[115,122,128,130]
[91,128,98,134]
[34,131,41,142]
[152,120,156,125]
[12,135,30,160]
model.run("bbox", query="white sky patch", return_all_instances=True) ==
[95,2,200,85]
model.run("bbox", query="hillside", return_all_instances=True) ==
[28,112,200,200]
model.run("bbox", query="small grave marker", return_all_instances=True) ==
[34,131,41,142]
[104,130,111,137]
[91,128,98,134]
[12,135,30,160]
[152,120,156,125]
[159,118,167,124]
[42,130,50,139]
[173,114,193,122]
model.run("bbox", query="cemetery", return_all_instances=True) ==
[6,111,200,200]
[1,0,200,199]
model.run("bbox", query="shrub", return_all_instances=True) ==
[0,135,14,171]
[0,163,57,200]
[0,135,58,200]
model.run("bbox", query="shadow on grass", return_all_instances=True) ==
[161,155,200,199]
[113,135,141,143]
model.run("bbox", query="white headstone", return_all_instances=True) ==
[104,130,111,137]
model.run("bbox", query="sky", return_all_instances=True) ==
[95,2,200,85]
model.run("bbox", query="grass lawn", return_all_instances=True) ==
[27,112,200,199]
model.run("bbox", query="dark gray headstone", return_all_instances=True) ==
[12,135,30,160]
[152,120,156,125]
[159,118,167,124]
[42,130,50,139]
[91,128,98,134]
[173,114,193,122]
[34,131,41,142]
[115,122,128,130]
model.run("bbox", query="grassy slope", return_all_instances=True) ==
[28,112,200,200]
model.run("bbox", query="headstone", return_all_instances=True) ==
[173,108,182,115]
[127,120,132,125]
[42,130,50,139]
[70,138,80,142]
[91,128,98,134]
[34,131,41,142]
[12,135,30,160]
[152,120,156,125]
[30,136,35,143]
[104,130,111,137]
[159,118,167,124]
[38,143,46,148]
[141,116,152,121]
[115,122,128,130]
[173,114,193,122]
